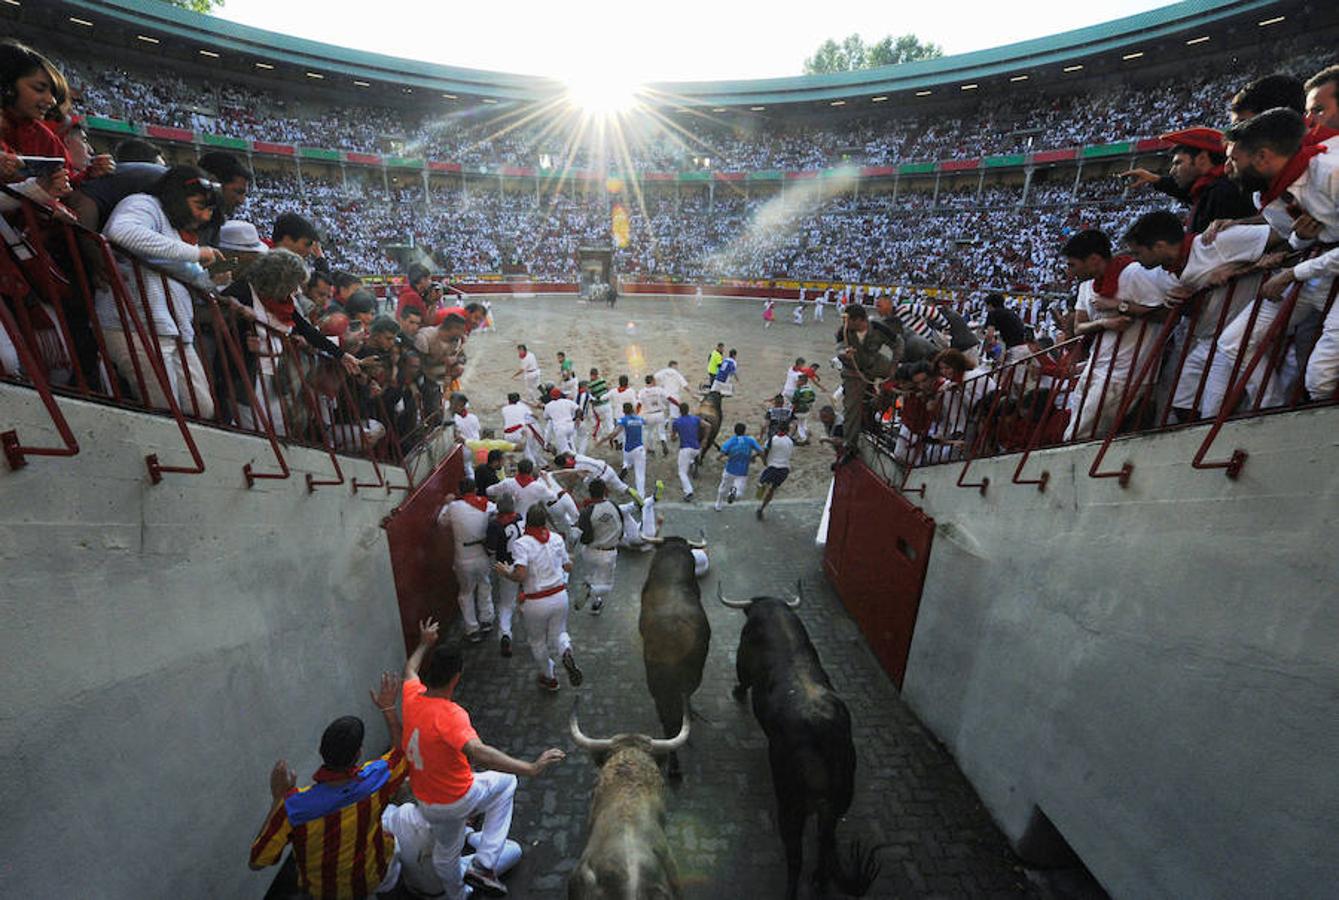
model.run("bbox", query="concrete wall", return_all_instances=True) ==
[0,385,430,898]
[897,406,1339,898]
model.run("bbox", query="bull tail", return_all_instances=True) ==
[828,835,889,897]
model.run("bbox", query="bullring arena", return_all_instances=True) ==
[3,1,1339,898]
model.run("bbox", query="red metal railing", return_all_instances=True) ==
[880,251,1339,492]
[1,192,437,488]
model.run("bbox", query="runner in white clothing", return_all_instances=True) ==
[575,480,624,614]
[637,375,671,456]
[500,392,547,464]
[653,361,691,412]
[814,290,827,322]
[512,343,542,400]
[542,388,581,455]
[552,451,633,498]
[449,392,481,477]
[437,480,496,641]
[495,505,583,692]
[485,459,555,519]
[606,376,638,446]
[755,424,794,520]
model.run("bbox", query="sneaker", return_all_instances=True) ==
[479,621,495,634]
[467,630,484,644]
[537,674,560,692]
[756,507,764,520]
[591,598,604,614]
[654,479,665,501]
[684,492,694,503]
[727,488,737,504]
[619,466,629,479]
[464,862,508,896]
[714,503,723,512]
[661,442,670,457]
[562,649,584,686]
[500,635,512,657]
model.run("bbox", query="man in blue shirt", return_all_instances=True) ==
[670,402,702,502]
[713,348,739,396]
[605,402,648,498]
[715,422,764,511]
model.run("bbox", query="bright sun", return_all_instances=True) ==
[563,73,640,115]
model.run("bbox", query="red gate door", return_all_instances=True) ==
[823,460,935,688]
[382,447,465,654]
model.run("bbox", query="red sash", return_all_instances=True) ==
[1258,145,1327,210]
[519,582,565,603]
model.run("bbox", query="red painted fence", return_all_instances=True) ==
[823,459,935,688]
[382,447,464,654]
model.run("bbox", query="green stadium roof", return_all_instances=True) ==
[65,0,1287,106]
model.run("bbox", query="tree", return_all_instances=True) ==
[803,32,943,75]
[156,0,227,13]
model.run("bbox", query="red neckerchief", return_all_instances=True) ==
[1187,165,1224,204]
[524,526,550,542]
[1094,256,1138,299]
[1259,144,1327,209]
[515,473,535,487]
[259,294,296,327]
[459,493,489,512]
[312,764,361,783]
[178,229,199,245]
[1304,125,1339,146]
[1171,233,1197,277]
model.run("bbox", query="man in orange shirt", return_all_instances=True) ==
[401,618,565,897]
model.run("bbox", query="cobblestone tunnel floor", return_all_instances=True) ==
[435,497,1036,899]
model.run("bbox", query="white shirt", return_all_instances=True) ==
[654,367,691,405]
[764,434,795,470]
[544,396,580,429]
[511,531,570,594]
[452,411,481,442]
[519,351,540,378]
[637,385,668,417]
[439,497,494,554]
[609,386,637,417]
[487,475,554,517]
[571,453,611,480]
[1265,143,1339,283]
[501,401,537,435]
[583,498,624,550]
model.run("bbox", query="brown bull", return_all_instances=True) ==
[688,390,723,477]
[567,704,690,900]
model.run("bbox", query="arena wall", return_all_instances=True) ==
[895,405,1339,898]
[0,385,419,898]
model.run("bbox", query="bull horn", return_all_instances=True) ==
[642,535,664,545]
[717,583,752,610]
[788,578,803,609]
[647,704,691,756]
[687,539,707,549]
[569,700,614,754]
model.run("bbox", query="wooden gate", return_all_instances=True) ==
[823,459,935,688]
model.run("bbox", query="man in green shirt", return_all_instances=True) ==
[704,342,725,389]
[789,374,818,444]
[586,367,612,442]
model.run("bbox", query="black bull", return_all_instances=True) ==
[689,390,723,477]
[639,539,711,778]
[726,594,883,900]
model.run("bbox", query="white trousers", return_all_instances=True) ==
[454,550,494,632]
[1172,336,1213,413]
[643,412,667,446]
[582,546,618,598]
[549,422,576,455]
[677,447,699,496]
[523,371,540,398]
[418,771,518,900]
[715,470,748,509]
[1305,299,1339,399]
[495,578,519,638]
[588,403,613,441]
[519,591,572,678]
[102,329,214,419]
[621,444,647,495]
[793,408,811,442]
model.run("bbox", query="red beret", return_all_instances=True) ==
[548,387,563,399]
[1159,127,1224,154]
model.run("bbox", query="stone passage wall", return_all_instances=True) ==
[0,385,416,898]
[898,405,1339,899]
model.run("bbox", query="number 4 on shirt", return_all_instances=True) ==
[405,728,425,770]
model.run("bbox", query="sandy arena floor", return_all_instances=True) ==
[456,293,842,500]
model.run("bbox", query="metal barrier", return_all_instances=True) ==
[878,251,1339,493]
[1,192,436,489]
